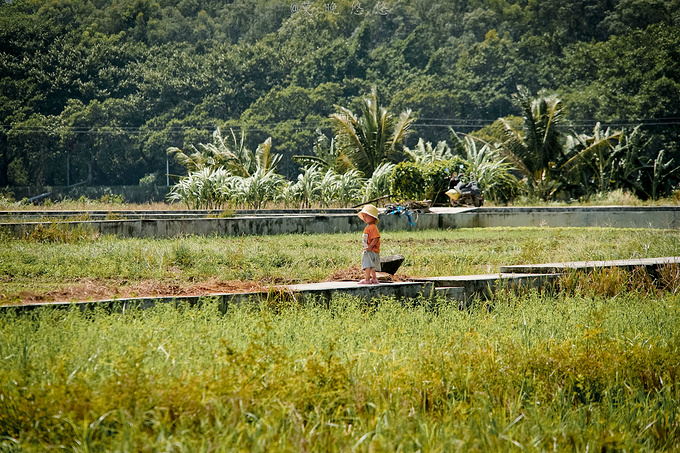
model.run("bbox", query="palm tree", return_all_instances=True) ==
[497,86,565,200]
[166,144,216,174]
[292,129,354,174]
[167,128,283,210]
[207,127,252,177]
[330,87,415,177]
[252,137,282,176]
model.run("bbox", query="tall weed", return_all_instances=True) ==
[22,222,100,244]
[559,265,680,298]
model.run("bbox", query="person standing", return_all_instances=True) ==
[358,204,381,284]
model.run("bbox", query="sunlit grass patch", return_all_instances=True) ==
[1,227,679,304]
[1,289,679,451]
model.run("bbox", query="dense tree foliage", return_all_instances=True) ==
[1,0,679,198]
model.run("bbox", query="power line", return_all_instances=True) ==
[3,117,680,134]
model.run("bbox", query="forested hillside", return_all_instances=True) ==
[1,0,679,192]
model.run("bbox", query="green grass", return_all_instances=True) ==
[1,279,679,451]
[1,227,679,303]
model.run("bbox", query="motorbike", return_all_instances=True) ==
[445,172,484,207]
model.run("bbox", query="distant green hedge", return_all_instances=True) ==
[391,158,467,203]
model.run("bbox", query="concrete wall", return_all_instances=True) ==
[466,206,680,229]
[383,206,680,231]
[2,206,679,238]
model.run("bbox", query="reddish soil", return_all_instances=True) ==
[7,278,271,306]
[325,266,411,283]
[4,268,412,306]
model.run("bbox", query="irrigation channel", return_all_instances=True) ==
[1,206,679,313]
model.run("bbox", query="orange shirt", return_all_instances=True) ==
[362,223,380,253]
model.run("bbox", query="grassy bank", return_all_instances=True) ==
[2,226,680,304]
[1,275,679,451]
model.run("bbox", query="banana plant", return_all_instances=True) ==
[649,149,677,200]
[561,124,654,198]
[562,123,625,194]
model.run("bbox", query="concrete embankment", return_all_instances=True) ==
[463,206,680,229]
[1,206,679,238]
[2,281,437,315]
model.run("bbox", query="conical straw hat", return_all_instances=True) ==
[358,204,379,223]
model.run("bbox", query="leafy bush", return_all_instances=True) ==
[391,159,465,202]
[138,173,158,188]
[422,159,465,203]
[390,162,426,201]
[99,193,125,205]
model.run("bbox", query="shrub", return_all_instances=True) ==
[23,223,99,243]
[422,159,465,203]
[391,162,426,201]
[391,159,465,202]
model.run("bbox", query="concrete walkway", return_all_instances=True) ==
[2,281,438,314]
[500,256,680,274]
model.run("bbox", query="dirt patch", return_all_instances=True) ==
[325,266,412,283]
[9,277,271,306]
[325,266,365,281]
[5,269,414,306]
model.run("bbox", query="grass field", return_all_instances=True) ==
[1,223,680,450]
[1,276,679,451]
[1,226,679,304]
